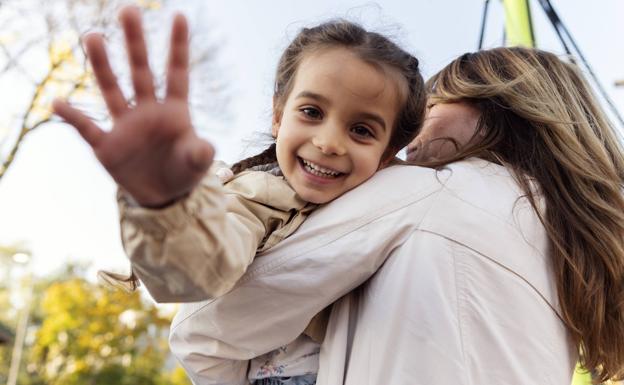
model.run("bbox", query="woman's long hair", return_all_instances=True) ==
[419,47,624,382]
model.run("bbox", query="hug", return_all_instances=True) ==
[54,6,624,385]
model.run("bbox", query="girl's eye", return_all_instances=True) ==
[300,107,322,120]
[351,125,374,139]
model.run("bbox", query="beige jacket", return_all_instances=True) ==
[169,160,577,385]
[116,166,316,303]
[115,164,331,381]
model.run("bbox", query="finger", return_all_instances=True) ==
[166,13,190,101]
[83,33,128,118]
[186,137,214,172]
[119,6,156,103]
[53,99,106,148]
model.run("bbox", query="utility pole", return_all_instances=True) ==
[7,284,32,385]
[7,252,32,385]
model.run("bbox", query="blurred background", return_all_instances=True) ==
[0,0,621,383]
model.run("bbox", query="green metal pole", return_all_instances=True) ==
[502,0,535,47]
[571,363,593,385]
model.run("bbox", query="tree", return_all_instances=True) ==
[0,0,226,180]
[0,263,191,385]
[0,1,227,381]
[0,283,15,384]
[31,278,183,384]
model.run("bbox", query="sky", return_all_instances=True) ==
[0,0,622,279]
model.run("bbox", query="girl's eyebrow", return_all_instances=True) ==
[359,112,386,132]
[295,90,387,131]
[295,90,329,104]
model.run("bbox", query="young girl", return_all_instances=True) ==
[53,6,426,385]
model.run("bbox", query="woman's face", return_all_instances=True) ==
[406,102,481,161]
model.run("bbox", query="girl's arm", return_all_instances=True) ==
[54,8,304,302]
[117,169,310,302]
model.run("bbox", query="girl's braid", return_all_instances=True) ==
[230,143,277,174]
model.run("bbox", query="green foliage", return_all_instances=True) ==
[2,270,191,385]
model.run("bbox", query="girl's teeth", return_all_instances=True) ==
[302,159,341,177]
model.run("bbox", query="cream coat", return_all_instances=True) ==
[169,159,577,385]
[117,167,315,303]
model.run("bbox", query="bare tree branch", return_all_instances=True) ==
[0,0,227,182]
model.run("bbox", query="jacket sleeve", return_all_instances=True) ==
[117,171,304,303]
[168,165,447,385]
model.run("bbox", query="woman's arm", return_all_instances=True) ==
[168,165,448,384]
[171,160,576,385]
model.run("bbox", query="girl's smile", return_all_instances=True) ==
[298,156,346,184]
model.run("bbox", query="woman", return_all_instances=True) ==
[414,47,624,383]
[171,47,624,385]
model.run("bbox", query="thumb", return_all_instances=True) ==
[186,137,214,172]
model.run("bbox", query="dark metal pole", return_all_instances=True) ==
[537,0,624,127]
[478,0,491,50]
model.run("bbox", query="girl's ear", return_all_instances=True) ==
[272,116,280,138]
[272,96,282,138]
[377,150,396,170]
[379,155,394,169]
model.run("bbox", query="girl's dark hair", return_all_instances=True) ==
[231,19,426,174]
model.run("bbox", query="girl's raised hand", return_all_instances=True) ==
[53,6,214,207]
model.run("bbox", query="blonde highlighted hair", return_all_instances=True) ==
[423,47,624,382]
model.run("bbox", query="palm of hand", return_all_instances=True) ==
[53,7,213,207]
[100,100,204,205]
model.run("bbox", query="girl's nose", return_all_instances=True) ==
[312,125,347,156]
